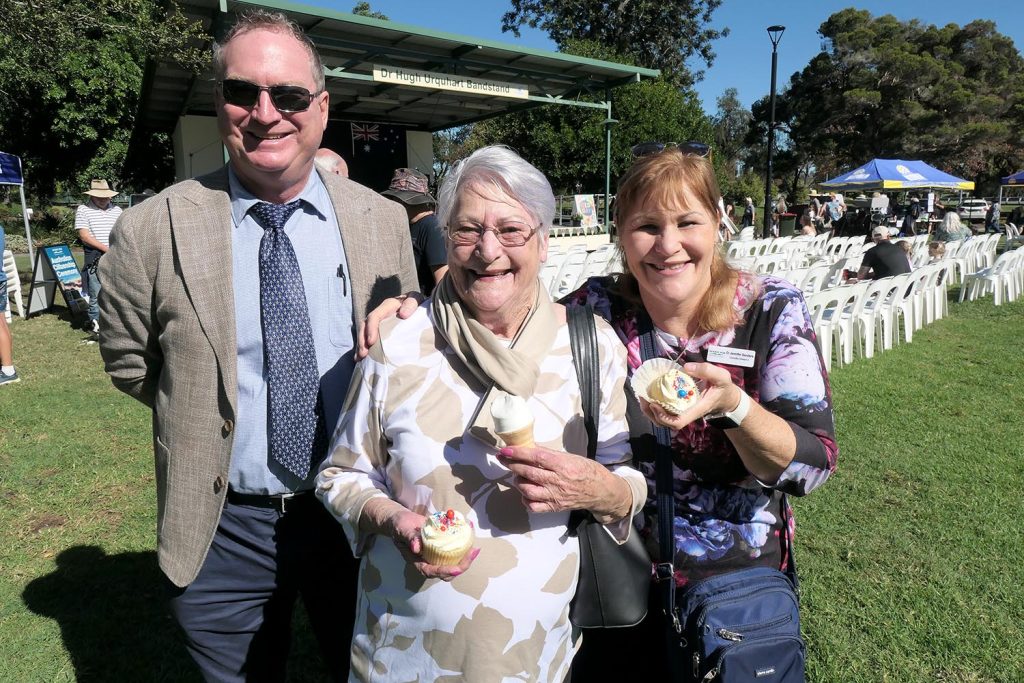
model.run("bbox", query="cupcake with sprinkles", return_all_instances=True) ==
[420,508,475,566]
[630,358,701,415]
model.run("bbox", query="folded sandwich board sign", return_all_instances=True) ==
[27,243,90,320]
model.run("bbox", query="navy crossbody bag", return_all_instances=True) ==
[640,325,805,683]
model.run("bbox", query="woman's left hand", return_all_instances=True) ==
[639,361,744,431]
[497,446,630,522]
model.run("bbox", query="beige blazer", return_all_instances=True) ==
[98,166,418,587]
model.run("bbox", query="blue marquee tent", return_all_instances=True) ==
[1001,170,1024,186]
[819,158,974,191]
[999,170,1024,204]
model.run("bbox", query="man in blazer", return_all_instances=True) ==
[98,9,416,681]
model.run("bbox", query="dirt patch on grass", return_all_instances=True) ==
[29,513,68,533]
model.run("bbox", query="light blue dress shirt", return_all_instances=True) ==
[227,168,354,494]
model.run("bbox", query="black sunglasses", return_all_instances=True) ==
[631,141,712,159]
[218,79,320,113]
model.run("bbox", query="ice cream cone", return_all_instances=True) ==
[497,422,535,447]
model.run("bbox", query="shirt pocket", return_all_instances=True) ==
[326,273,353,349]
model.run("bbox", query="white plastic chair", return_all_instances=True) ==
[754,253,789,275]
[798,264,831,294]
[806,289,844,371]
[3,249,24,321]
[824,258,849,289]
[736,226,756,241]
[855,277,901,359]
[959,251,1020,305]
[890,273,918,345]
[949,239,981,285]
[832,280,870,365]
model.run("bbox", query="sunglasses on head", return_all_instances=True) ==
[218,79,320,113]
[630,141,712,159]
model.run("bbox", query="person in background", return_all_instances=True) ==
[381,167,448,295]
[98,9,417,681]
[928,240,946,263]
[741,196,755,228]
[826,192,844,230]
[985,200,1001,234]
[857,225,912,280]
[799,210,817,236]
[934,210,972,243]
[76,179,122,335]
[904,195,922,235]
[313,147,348,177]
[895,239,914,268]
[0,224,18,386]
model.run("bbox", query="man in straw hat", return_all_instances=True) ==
[75,179,121,335]
[381,167,448,295]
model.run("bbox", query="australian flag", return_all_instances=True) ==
[349,122,407,192]
[0,152,24,185]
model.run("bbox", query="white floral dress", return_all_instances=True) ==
[317,305,645,682]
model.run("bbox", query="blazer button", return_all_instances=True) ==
[214,476,226,494]
[222,419,234,436]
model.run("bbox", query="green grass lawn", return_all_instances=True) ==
[1,290,1022,681]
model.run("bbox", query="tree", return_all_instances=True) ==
[501,0,728,86]
[711,88,751,176]
[351,2,388,20]
[466,40,712,195]
[757,10,1024,193]
[0,0,206,198]
[432,126,474,188]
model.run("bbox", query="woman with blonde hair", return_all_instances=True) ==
[934,209,971,242]
[566,146,837,679]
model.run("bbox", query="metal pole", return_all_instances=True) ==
[763,46,779,239]
[603,96,616,241]
[19,184,34,265]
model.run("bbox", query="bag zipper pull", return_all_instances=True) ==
[701,666,720,683]
[692,652,701,679]
[717,628,744,642]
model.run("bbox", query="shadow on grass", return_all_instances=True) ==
[22,546,201,682]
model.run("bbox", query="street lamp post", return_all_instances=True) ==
[763,25,785,238]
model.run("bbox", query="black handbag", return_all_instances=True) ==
[566,303,651,629]
[638,325,805,682]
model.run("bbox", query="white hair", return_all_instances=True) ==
[436,145,555,235]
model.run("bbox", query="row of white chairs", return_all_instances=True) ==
[3,249,25,323]
[540,244,621,298]
[958,246,1024,306]
[805,263,950,370]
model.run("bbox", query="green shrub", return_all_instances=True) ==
[2,231,29,254]
[34,206,78,246]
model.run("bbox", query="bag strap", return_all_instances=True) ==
[637,323,681,635]
[566,304,599,535]
[637,316,799,628]
[567,303,599,461]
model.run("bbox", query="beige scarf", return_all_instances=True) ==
[431,275,558,446]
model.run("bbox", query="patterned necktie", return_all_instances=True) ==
[252,200,324,479]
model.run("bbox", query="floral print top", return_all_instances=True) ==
[565,274,838,585]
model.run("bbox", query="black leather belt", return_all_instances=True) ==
[226,488,315,513]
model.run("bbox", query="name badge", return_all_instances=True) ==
[706,345,755,368]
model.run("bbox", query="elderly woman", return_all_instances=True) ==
[317,146,646,682]
[567,146,837,678]
[933,209,972,243]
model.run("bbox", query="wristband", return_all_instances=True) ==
[705,388,751,430]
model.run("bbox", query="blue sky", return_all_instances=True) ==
[307,0,1023,115]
